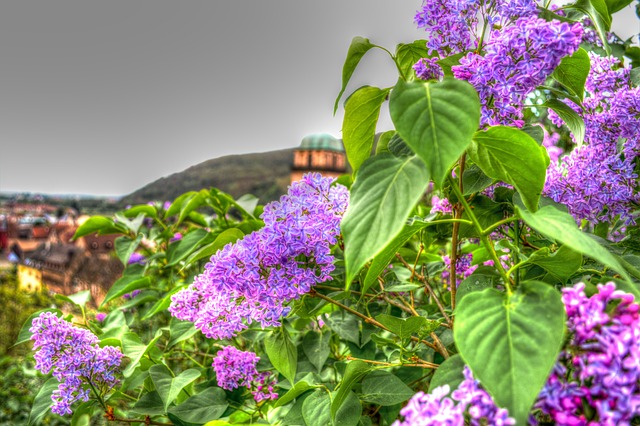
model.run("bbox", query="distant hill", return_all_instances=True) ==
[120,148,295,206]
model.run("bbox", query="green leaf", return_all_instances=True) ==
[101,275,152,307]
[469,126,549,212]
[334,390,362,426]
[73,216,126,239]
[177,192,206,225]
[605,0,634,13]
[374,130,397,155]
[544,99,585,146]
[360,371,414,406]
[389,77,480,186]
[168,387,228,423]
[274,381,317,408]
[122,330,163,377]
[123,204,157,219]
[165,191,198,218]
[437,52,466,77]
[302,329,331,373]
[342,154,430,287]
[184,228,245,267]
[517,205,632,283]
[462,164,494,196]
[150,364,201,412]
[552,48,590,100]
[630,67,640,86]
[331,360,371,421]
[395,40,430,79]
[56,290,91,308]
[568,0,612,53]
[528,245,582,282]
[167,228,211,266]
[456,274,495,305]
[28,377,59,425]
[362,221,428,294]
[375,314,434,341]
[131,391,166,416]
[265,327,297,385]
[168,319,199,349]
[334,37,376,114]
[428,354,466,394]
[15,309,62,346]
[342,86,391,172]
[302,390,332,426]
[454,281,566,425]
[115,235,143,265]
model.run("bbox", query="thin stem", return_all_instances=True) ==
[450,155,467,311]
[448,176,513,292]
[346,356,438,369]
[310,290,442,354]
[482,216,518,236]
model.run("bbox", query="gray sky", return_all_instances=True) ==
[0,1,637,197]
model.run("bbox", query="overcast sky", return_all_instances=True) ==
[0,1,638,197]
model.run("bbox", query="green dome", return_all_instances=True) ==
[299,133,344,152]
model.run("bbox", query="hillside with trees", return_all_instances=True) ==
[120,148,295,206]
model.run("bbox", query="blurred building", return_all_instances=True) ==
[290,133,347,183]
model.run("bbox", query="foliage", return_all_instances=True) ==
[9,1,640,425]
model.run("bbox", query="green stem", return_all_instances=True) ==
[87,379,108,412]
[482,216,517,235]
[448,176,513,292]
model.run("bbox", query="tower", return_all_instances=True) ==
[290,133,347,183]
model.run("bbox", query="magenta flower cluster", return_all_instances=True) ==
[545,54,640,224]
[213,346,277,402]
[393,366,515,425]
[30,312,123,415]
[453,16,582,127]
[169,173,349,340]
[535,282,640,425]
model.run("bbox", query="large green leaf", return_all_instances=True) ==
[468,126,549,212]
[14,309,63,346]
[375,314,438,342]
[168,387,228,423]
[428,353,466,394]
[334,37,376,114]
[73,216,127,239]
[552,48,590,101]
[568,0,612,53]
[28,377,59,426]
[360,371,414,406]
[334,390,362,426]
[114,235,143,265]
[167,228,212,266]
[274,381,318,408]
[100,275,152,307]
[517,205,631,283]
[342,86,391,173]
[331,360,371,421]
[302,390,332,426]
[362,221,428,294]
[395,40,430,79]
[183,228,244,267]
[302,329,332,373]
[131,391,166,416]
[342,154,430,287]
[121,330,163,377]
[389,77,480,186]
[454,281,566,425]
[528,245,582,282]
[150,364,201,412]
[544,99,585,146]
[265,327,297,385]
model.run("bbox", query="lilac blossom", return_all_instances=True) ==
[430,194,453,215]
[95,312,106,322]
[393,366,515,425]
[128,252,146,265]
[30,312,123,415]
[169,173,349,340]
[414,57,444,81]
[535,282,640,425]
[545,54,639,224]
[414,0,480,56]
[213,346,277,402]
[453,16,582,126]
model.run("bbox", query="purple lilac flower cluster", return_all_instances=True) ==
[430,194,453,215]
[393,366,515,425]
[544,54,640,224]
[453,16,582,126]
[213,346,277,402]
[441,253,509,288]
[169,173,349,340]
[535,282,640,425]
[30,312,123,415]
[414,57,445,81]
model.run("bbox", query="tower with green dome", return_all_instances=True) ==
[290,133,347,183]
